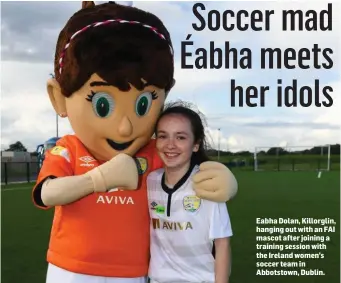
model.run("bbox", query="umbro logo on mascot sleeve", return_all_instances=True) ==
[79,156,96,167]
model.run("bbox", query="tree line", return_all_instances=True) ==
[3,141,340,157]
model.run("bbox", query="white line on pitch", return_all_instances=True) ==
[1,187,32,192]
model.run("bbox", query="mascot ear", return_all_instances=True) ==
[47,78,67,117]
[82,1,95,9]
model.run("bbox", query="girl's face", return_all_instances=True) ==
[156,114,199,170]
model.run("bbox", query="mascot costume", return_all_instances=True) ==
[32,2,238,282]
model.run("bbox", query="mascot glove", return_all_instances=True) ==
[192,161,237,202]
[86,153,139,192]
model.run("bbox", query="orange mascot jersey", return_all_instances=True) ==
[32,135,162,277]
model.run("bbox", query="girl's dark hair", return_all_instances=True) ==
[156,101,210,165]
[54,1,174,97]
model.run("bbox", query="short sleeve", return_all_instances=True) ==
[209,202,233,240]
[32,143,73,209]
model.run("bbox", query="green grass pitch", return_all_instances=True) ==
[1,170,340,283]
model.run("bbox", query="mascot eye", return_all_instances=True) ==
[135,92,153,117]
[91,92,115,118]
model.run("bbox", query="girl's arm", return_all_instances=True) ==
[214,237,231,283]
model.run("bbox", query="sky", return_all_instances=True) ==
[1,0,340,153]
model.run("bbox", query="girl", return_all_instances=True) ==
[147,102,233,283]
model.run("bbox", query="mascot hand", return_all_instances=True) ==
[87,153,139,192]
[192,161,237,202]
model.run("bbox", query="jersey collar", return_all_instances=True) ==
[161,162,197,195]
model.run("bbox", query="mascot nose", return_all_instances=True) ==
[118,116,133,137]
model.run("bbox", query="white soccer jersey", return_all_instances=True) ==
[147,165,233,283]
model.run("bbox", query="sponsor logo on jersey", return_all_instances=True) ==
[79,155,96,167]
[50,146,70,162]
[156,205,165,215]
[96,188,135,204]
[96,195,134,204]
[152,218,193,230]
[183,195,201,212]
[150,201,165,214]
[135,157,148,174]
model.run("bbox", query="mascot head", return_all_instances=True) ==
[47,1,175,161]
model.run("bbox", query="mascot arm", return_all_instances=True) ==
[40,174,94,207]
[35,153,139,207]
[192,161,238,202]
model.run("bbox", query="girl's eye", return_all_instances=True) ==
[135,92,153,117]
[91,92,115,118]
